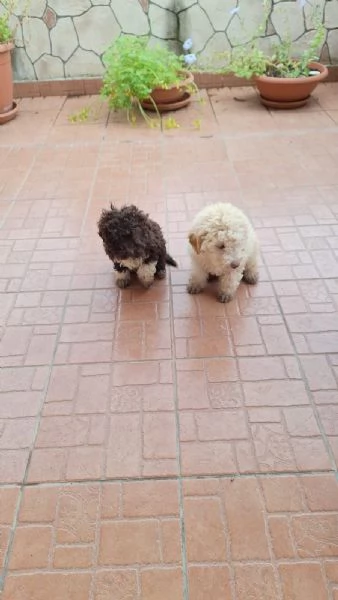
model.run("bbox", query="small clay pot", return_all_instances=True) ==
[0,42,17,124]
[0,101,18,125]
[146,71,194,107]
[141,92,191,112]
[255,62,328,109]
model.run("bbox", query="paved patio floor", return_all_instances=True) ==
[1,84,338,599]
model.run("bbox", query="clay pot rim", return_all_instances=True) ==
[151,70,194,93]
[141,91,191,112]
[255,62,328,85]
[0,41,14,53]
[0,101,18,125]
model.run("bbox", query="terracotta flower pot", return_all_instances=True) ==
[255,62,328,109]
[0,41,18,124]
[142,71,194,112]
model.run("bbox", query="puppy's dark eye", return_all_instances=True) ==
[218,244,225,250]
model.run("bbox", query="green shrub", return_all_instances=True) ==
[219,2,325,79]
[101,36,184,118]
[0,0,31,44]
[0,1,13,44]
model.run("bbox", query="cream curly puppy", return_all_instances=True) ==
[187,203,259,303]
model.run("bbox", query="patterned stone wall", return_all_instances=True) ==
[1,0,338,81]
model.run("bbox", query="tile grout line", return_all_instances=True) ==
[0,262,69,591]
[256,477,284,600]
[1,556,337,582]
[93,121,122,513]
[0,97,67,231]
[269,278,338,475]
[164,138,190,600]
[217,133,265,477]
[10,348,338,368]
[0,117,337,151]
[0,121,106,593]
[228,126,338,475]
[0,145,42,232]
[169,273,190,600]
[88,479,103,600]
[0,134,70,592]
[78,106,110,239]
[19,120,106,486]
[0,486,24,590]
[0,466,337,490]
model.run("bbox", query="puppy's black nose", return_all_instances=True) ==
[231,260,240,269]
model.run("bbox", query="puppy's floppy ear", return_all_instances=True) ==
[97,209,109,238]
[189,233,203,254]
[98,205,118,239]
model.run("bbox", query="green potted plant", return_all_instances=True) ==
[0,0,19,124]
[100,35,197,125]
[220,3,327,109]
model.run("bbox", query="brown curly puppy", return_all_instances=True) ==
[98,204,177,289]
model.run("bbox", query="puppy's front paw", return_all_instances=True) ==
[140,279,154,289]
[217,291,233,303]
[156,270,166,280]
[243,271,259,285]
[187,282,203,295]
[116,278,130,289]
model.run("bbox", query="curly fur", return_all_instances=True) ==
[98,204,177,289]
[187,203,259,303]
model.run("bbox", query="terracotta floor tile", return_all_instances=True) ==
[2,573,92,600]
[279,563,328,600]
[174,315,234,358]
[1,85,338,597]
[141,568,184,600]
[93,571,138,600]
[184,474,338,599]
[9,525,53,570]
[2,481,182,598]
[188,565,232,600]
[235,564,280,600]
[175,356,331,475]
[114,318,172,361]
[0,450,30,484]
[0,487,19,570]
[27,360,177,481]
